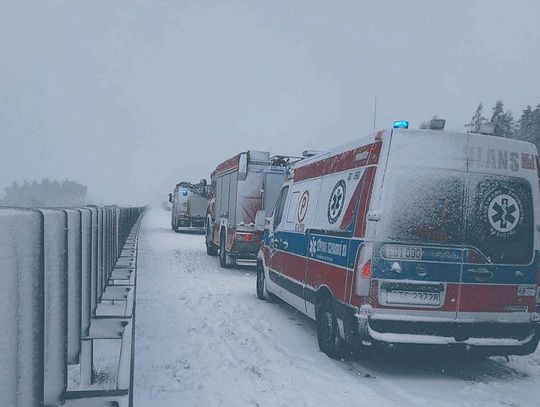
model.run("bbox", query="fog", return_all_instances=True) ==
[1,0,539,205]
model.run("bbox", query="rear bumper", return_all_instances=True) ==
[356,310,540,354]
[175,216,205,229]
[230,241,260,259]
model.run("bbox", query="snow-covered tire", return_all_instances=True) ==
[206,243,218,256]
[256,262,273,301]
[206,225,218,256]
[219,231,232,268]
[316,295,343,359]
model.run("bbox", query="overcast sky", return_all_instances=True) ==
[1,0,539,204]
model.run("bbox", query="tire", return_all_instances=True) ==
[219,231,232,268]
[256,262,273,301]
[206,224,218,256]
[206,243,218,256]
[316,295,343,358]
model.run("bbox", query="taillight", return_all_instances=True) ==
[536,269,540,304]
[236,232,252,241]
[355,245,373,297]
[360,260,371,279]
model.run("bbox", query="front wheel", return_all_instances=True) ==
[256,263,273,301]
[206,225,218,256]
[316,296,343,358]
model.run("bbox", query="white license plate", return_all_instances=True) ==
[385,290,441,306]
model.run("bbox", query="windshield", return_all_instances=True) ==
[381,169,534,264]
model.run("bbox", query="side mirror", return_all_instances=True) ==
[238,152,248,181]
[367,210,381,222]
[255,210,266,231]
[168,193,172,203]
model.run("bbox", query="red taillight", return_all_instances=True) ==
[361,260,371,279]
[236,232,252,241]
[536,269,540,298]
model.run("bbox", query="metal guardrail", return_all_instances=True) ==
[0,205,144,407]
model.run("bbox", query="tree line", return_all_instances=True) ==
[1,178,88,207]
[421,101,540,151]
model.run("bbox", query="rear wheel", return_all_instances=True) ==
[219,231,232,268]
[316,295,343,358]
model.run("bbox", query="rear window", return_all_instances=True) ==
[465,175,534,264]
[381,170,465,246]
[381,170,534,265]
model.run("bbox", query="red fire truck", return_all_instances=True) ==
[205,151,299,268]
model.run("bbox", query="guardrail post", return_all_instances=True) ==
[40,209,68,407]
[0,208,44,407]
[66,209,82,365]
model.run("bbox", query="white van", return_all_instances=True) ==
[257,121,540,358]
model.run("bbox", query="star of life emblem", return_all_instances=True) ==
[488,194,520,233]
[327,180,346,224]
[309,237,317,257]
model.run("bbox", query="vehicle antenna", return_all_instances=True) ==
[373,97,378,133]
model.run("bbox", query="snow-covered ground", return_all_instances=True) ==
[133,208,540,407]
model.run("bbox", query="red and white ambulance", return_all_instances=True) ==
[206,151,297,268]
[257,120,540,357]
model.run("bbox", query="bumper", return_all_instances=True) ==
[230,241,260,259]
[176,216,205,230]
[356,310,540,355]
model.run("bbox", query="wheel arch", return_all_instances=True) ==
[314,285,334,318]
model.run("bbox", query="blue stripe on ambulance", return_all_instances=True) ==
[266,230,363,270]
[371,243,539,285]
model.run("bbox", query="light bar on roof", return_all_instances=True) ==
[393,120,409,129]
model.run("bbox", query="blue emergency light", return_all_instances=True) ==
[393,120,409,129]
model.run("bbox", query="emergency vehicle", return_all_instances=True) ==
[206,151,299,267]
[257,119,540,358]
[169,180,208,232]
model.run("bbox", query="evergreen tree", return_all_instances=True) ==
[517,105,535,143]
[516,104,540,149]
[465,103,487,133]
[490,100,515,138]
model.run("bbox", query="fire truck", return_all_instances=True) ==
[206,151,300,267]
[169,180,208,233]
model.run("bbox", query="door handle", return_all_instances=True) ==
[467,268,493,282]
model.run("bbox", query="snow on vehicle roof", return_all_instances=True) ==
[292,128,538,179]
[293,133,376,170]
[390,128,538,178]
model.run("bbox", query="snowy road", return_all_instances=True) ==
[133,209,540,407]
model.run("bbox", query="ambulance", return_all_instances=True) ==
[256,120,540,358]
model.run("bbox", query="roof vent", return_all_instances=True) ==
[478,123,495,135]
[429,118,446,130]
[302,150,321,158]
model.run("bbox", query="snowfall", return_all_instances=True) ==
[133,209,540,407]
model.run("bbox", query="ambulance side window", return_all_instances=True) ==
[273,186,289,230]
[286,191,300,223]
